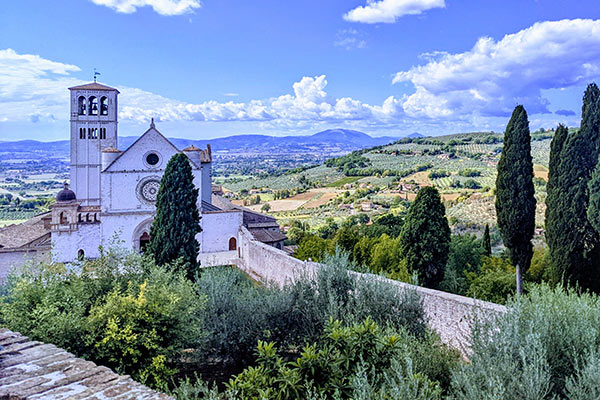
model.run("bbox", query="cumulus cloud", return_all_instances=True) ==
[344,0,444,24]
[90,0,200,16]
[0,49,404,129]
[555,109,576,116]
[394,19,600,119]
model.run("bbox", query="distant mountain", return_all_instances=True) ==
[0,129,401,156]
[407,132,425,138]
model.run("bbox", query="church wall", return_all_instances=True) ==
[200,211,242,253]
[101,212,154,252]
[101,172,160,213]
[51,223,101,263]
[201,163,211,204]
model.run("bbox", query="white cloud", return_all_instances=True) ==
[334,29,367,50]
[394,19,600,118]
[344,0,445,24]
[90,0,200,16]
[0,50,404,130]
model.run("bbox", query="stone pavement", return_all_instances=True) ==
[0,328,173,399]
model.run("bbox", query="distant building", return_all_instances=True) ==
[0,82,285,275]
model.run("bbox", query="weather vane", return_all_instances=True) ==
[93,68,101,83]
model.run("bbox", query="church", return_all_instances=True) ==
[0,82,285,274]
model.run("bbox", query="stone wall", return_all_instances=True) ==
[0,249,50,282]
[237,227,506,355]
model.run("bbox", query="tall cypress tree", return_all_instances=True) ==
[588,158,600,235]
[495,105,536,293]
[147,153,201,280]
[400,186,450,288]
[482,224,492,257]
[547,83,600,291]
[545,124,569,284]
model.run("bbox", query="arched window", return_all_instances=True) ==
[100,96,108,115]
[60,212,68,225]
[229,237,237,251]
[77,249,85,261]
[89,96,98,115]
[140,232,151,253]
[78,96,87,115]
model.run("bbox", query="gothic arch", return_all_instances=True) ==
[132,218,154,252]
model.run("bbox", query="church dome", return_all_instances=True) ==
[56,183,76,202]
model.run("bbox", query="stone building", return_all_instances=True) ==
[0,82,285,274]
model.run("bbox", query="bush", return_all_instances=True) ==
[225,318,448,400]
[452,285,600,399]
[0,251,206,390]
[440,234,485,295]
[467,256,515,304]
[197,253,427,370]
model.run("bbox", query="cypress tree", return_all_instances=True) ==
[483,224,492,257]
[147,153,201,280]
[495,105,536,293]
[400,186,450,288]
[545,124,569,284]
[588,158,600,234]
[547,83,600,291]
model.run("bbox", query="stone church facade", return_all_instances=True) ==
[0,82,285,274]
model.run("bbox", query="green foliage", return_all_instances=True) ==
[0,252,206,390]
[400,186,451,288]
[225,318,451,400]
[564,351,600,400]
[440,234,485,296]
[196,254,426,369]
[452,285,600,399]
[527,247,552,284]
[429,170,450,179]
[368,234,408,280]
[495,105,536,276]
[466,256,515,304]
[587,154,600,236]
[147,153,201,280]
[458,168,482,177]
[483,224,492,256]
[294,234,332,262]
[545,83,600,291]
[332,225,360,254]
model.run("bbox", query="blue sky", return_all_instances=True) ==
[1,0,599,141]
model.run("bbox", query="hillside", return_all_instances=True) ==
[222,129,559,233]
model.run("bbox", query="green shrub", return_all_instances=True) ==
[467,256,515,304]
[225,318,445,400]
[452,285,600,399]
[0,251,206,390]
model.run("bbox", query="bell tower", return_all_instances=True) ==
[68,82,119,206]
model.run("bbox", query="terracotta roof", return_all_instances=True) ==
[249,228,287,243]
[101,146,121,153]
[0,213,51,249]
[0,328,173,399]
[68,82,120,93]
[183,145,202,151]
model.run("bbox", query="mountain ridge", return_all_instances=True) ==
[0,129,401,154]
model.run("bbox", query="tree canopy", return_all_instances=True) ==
[400,186,450,288]
[147,153,201,280]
